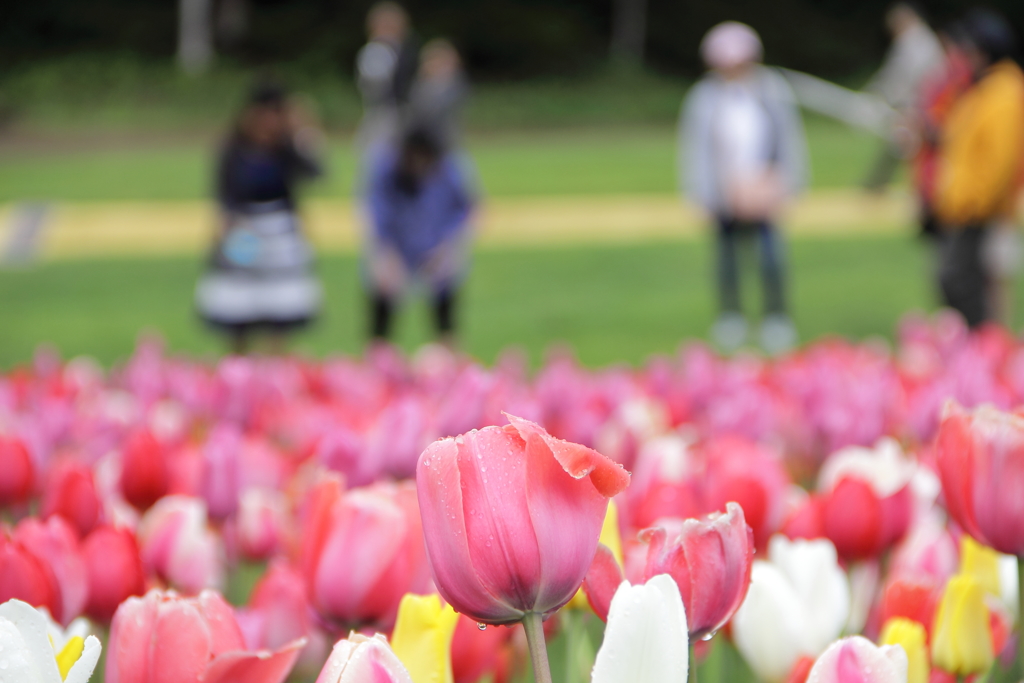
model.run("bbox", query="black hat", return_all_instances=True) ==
[963,8,1018,64]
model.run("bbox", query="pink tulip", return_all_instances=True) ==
[82,524,146,623]
[806,636,908,683]
[41,460,101,537]
[416,414,630,624]
[315,632,413,683]
[106,589,305,683]
[138,495,225,594]
[0,530,59,617]
[301,477,428,629]
[642,502,755,638]
[12,516,88,625]
[936,402,1024,555]
[201,424,243,521]
[234,488,289,561]
[0,435,35,506]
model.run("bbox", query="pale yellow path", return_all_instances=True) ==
[0,189,916,260]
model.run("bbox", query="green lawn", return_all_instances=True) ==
[0,116,883,203]
[0,235,962,370]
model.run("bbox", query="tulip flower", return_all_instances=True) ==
[878,579,940,641]
[816,438,914,561]
[0,435,35,507]
[930,575,993,676]
[316,633,414,683]
[0,532,60,619]
[959,536,1001,597]
[138,495,225,594]
[391,593,459,683]
[119,427,170,511]
[806,636,908,683]
[41,461,101,538]
[416,415,629,683]
[415,414,630,625]
[642,502,754,638]
[234,487,289,561]
[591,575,689,683]
[301,478,428,629]
[569,500,623,613]
[879,618,928,683]
[12,517,88,625]
[0,598,102,683]
[81,525,146,623]
[201,423,242,521]
[450,615,513,683]
[732,536,851,683]
[106,589,305,683]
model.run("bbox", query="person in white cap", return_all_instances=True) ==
[680,21,808,355]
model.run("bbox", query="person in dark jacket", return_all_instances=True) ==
[195,82,325,354]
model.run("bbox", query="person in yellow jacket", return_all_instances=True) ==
[934,9,1024,328]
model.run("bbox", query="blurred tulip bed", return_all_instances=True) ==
[5,309,1024,683]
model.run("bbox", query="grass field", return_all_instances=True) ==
[0,235,970,370]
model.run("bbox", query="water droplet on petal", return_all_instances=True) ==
[477,622,488,631]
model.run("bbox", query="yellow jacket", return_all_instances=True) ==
[935,59,1024,226]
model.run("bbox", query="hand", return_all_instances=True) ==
[371,246,408,296]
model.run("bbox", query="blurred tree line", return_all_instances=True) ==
[3,0,1022,80]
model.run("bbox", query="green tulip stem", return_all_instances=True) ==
[523,611,554,683]
[690,643,699,683]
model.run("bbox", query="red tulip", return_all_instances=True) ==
[301,477,428,629]
[42,460,101,537]
[106,589,304,683]
[642,502,755,639]
[0,531,59,616]
[878,578,940,640]
[0,435,35,506]
[416,414,630,624]
[82,524,146,623]
[817,439,914,561]
[452,614,514,683]
[120,428,170,511]
[936,403,1024,555]
[12,516,88,625]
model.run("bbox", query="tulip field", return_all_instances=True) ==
[1,308,1024,682]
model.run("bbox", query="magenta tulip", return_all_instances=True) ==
[642,502,754,639]
[415,414,630,625]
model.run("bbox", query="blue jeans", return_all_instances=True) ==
[716,218,786,315]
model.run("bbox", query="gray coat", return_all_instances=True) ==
[680,66,809,215]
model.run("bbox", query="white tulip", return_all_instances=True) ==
[0,599,101,683]
[591,574,689,683]
[315,633,413,683]
[732,536,851,683]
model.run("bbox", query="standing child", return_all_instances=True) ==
[681,21,808,354]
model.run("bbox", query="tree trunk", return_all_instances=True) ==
[178,0,214,74]
[610,0,648,68]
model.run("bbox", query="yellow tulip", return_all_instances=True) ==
[390,593,459,683]
[567,501,623,610]
[931,574,994,676]
[959,536,1002,597]
[880,617,929,683]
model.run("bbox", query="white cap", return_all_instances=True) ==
[700,21,763,69]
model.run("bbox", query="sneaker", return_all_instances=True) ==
[711,312,748,353]
[760,314,798,356]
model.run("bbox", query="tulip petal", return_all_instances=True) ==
[197,590,247,656]
[0,599,63,682]
[582,543,624,622]
[591,575,689,683]
[417,437,520,622]
[105,593,159,683]
[505,414,629,497]
[151,597,213,683]
[205,638,306,683]
[64,635,102,683]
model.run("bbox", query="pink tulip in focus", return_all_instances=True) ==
[416,414,630,624]
[0,435,35,506]
[315,632,413,683]
[301,477,428,629]
[936,402,1024,555]
[806,636,908,683]
[82,524,146,623]
[41,460,101,537]
[106,589,305,683]
[816,439,914,561]
[642,502,755,638]
[12,516,88,625]
[119,428,170,511]
[138,495,225,594]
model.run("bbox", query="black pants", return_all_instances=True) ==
[370,289,457,340]
[938,226,990,328]
[717,218,786,316]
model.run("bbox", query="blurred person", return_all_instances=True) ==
[681,21,808,355]
[195,82,325,354]
[933,9,1024,328]
[405,39,469,151]
[863,2,945,192]
[363,127,476,346]
[355,2,420,153]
